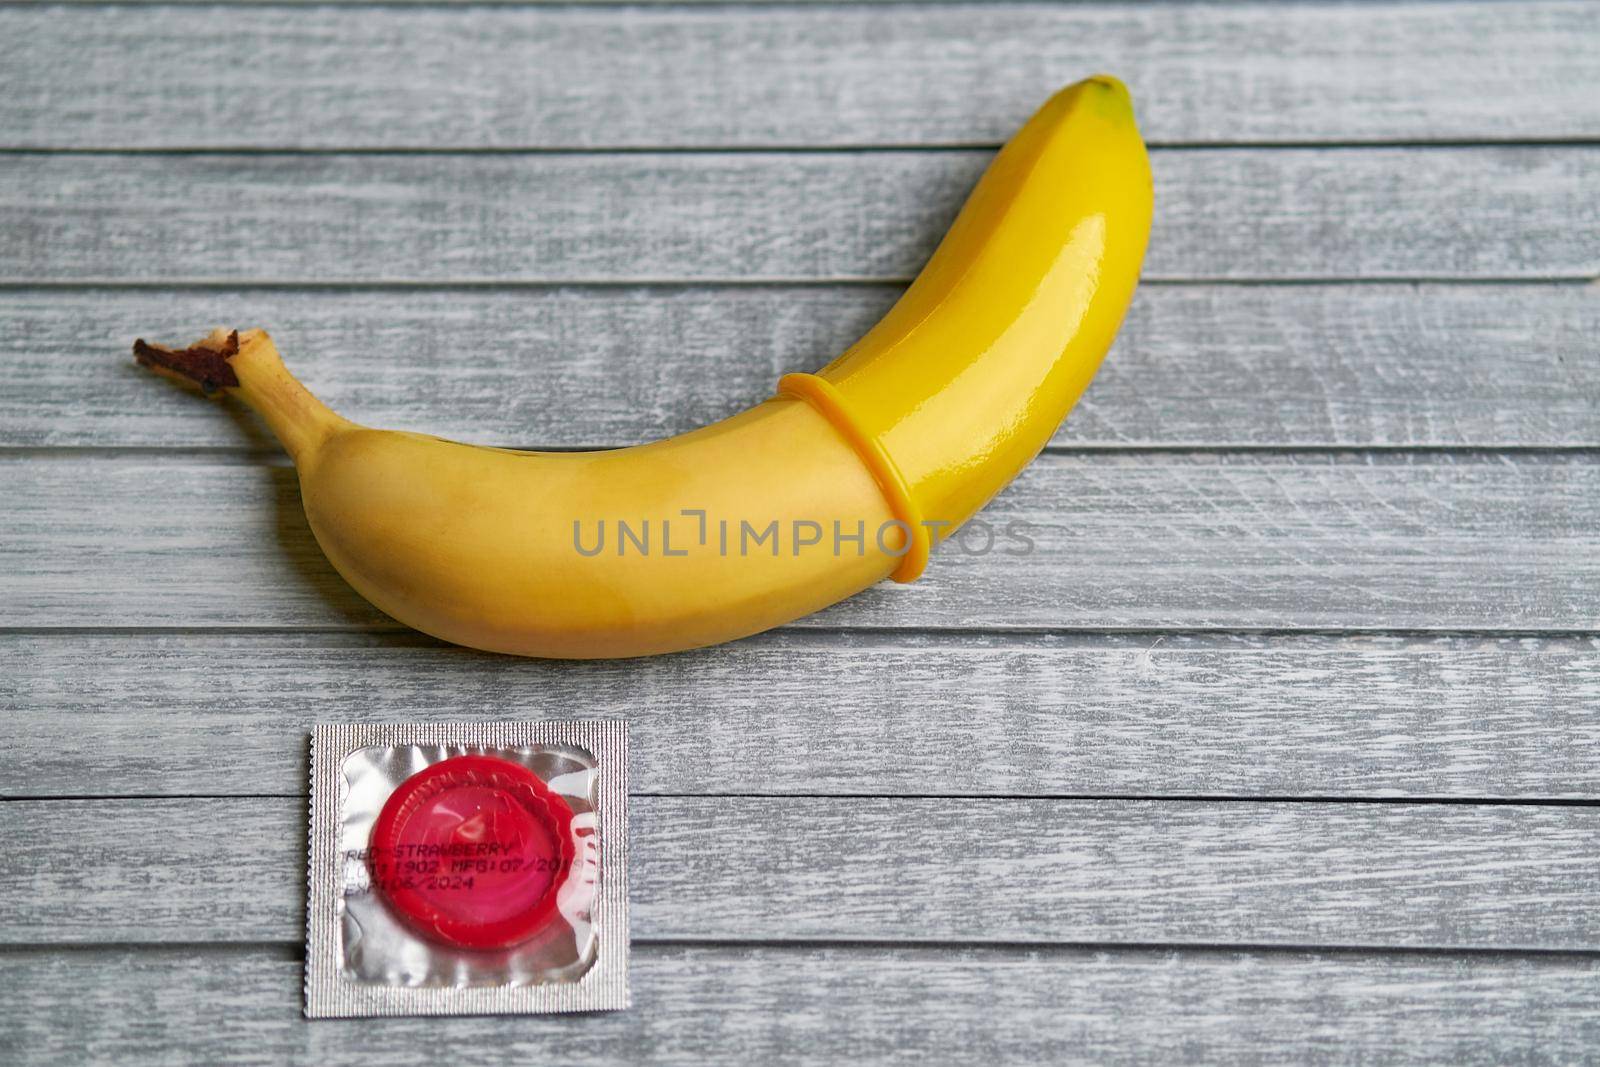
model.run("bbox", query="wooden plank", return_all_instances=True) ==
[5,284,1597,450]
[4,945,1598,1066]
[1,4,1596,147]
[3,452,1596,632]
[3,796,1596,949]
[5,632,1600,801]
[1,149,1595,284]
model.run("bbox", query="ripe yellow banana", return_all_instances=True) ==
[135,76,1152,659]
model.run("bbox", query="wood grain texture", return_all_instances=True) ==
[1,3,1597,147]
[5,284,1597,450]
[5,632,1599,801]
[4,944,1597,1067]
[3,149,1596,284]
[5,796,1598,949]
[3,452,1596,632]
[3,0,1597,1054]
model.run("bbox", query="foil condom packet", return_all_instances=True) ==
[305,721,629,1018]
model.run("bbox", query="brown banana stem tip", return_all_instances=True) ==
[133,329,241,395]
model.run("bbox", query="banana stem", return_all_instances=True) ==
[133,328,350,463]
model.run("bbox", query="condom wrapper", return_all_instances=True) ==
[305,720,629,1017]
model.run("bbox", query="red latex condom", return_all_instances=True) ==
[369,754,577,950]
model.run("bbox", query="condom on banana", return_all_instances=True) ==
[135,76,1154,659]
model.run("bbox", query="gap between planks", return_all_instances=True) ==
[2,938,1597,961]
[1,277,1595,288]
[6,794,1600,807]
[6,139,1600,152]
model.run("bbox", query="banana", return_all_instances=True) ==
[134,75,1153,659]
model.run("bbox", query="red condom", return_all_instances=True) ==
[369,754,577,950]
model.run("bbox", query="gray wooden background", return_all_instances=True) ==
[3,1,1599,1063]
